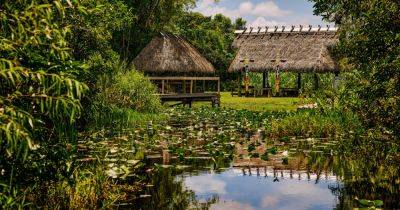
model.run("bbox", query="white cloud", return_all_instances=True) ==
[238,2,253,14]
[184,176,227,194]
[248,16,286,27]
[210,201,256,210]
[194,0,291,20]
[198,0,217,8]
[244,1,291,17]
[197,5,237,19]
[261,196,279,208]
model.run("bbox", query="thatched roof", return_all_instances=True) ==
[133,33,215,74]
[228,26,339,73]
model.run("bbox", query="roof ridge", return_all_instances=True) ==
[235,25,338,35]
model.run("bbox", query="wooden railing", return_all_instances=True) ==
[148,76,220,95]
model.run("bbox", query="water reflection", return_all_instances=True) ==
[182,169,338,210]
[135,140,400,210]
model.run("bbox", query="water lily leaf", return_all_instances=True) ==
[358,199,373,207]
[127,160,140,165]
[373,200,384,207]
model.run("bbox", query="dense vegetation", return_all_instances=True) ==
[0,0,185,207]
[0,1,87,203]
[310,0,400,137]
[1,0,399,208]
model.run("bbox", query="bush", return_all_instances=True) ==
[106,70,161,113]
[87,63,162,129]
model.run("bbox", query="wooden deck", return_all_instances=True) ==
[158,93,220,108]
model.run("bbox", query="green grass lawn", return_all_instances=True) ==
[194,92,305,112]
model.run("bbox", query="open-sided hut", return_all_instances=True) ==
[133,33,220,107]
[228,25,339,96]
[134,33,215,75]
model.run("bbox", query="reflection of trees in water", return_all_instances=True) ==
[136,166,220,210]
[307,139,400,209]
[137,139,399,209]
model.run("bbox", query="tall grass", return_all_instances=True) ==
[266,110,363,138]
[87,63,163,130]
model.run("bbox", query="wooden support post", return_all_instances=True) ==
[297,73,302,90]
[183,80,186,94]
[314,73,319,90]
[217,78,221,95]
[266,71,270,88]
[203,80,206,92]
[333,72,340,89]
[162,80,165,94]
[262,72,266,88]
[190,80,193,94]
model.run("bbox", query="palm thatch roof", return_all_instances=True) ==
[133,33,215,74]
[228,26,339,73]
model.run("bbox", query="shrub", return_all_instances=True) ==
[106,70,161,113]
[87,63,162,129]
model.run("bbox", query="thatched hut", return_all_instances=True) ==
[228,26,339,96]
[133,33,215,75]
[133,33,220,98]
[229,26,338,73]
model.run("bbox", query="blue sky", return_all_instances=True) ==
[193,0,330,27]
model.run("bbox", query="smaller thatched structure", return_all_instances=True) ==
[228,26,339,73]
[134,33,215,74]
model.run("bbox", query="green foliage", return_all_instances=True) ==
[174,12,243,87]
[267,147,278,155]
[247,143,256,152]
[106,70,161,113]
[65,1,163,130]
[260,151,269,161]
[88,63,162,129]
[0,0,87,175]
[114,0,197,61]
[310,0,400,137]
[0,0,88,208]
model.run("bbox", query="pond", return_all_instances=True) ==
[81,107,400,209]
[136,161,341,210]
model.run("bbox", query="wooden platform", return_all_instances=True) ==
[158,93,220,108]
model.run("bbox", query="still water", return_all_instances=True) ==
[180,168,339,210]
[131,137,400,210]
[90,108,399,209]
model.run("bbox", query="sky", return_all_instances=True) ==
[193,0,330,28]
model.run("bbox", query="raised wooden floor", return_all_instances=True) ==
[158,93,220,108]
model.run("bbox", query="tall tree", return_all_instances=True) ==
[117,0,196,61]
[174,12,238,80]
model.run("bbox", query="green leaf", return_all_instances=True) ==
[358,199,373,207]
[373,200,384,207]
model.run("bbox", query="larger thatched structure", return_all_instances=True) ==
[228,26,339,73]
[134,33,215,74]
